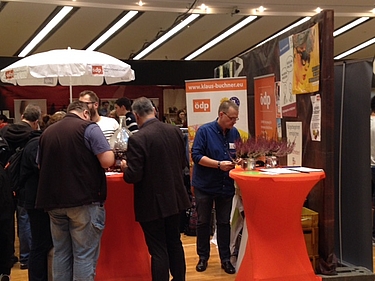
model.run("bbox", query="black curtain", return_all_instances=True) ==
[334,59,373,269]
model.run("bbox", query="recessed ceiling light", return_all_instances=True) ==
[185,15,258,60]
[18,6,74,57]
[371,8,375,14]
[258,6,265,12]
[333,17,369,37]
[315,7,323,13]
[137,1,144,6]
[86,10,139,51]
[199,4,207,11]
[334,37,375,59]
[133,13,200,60]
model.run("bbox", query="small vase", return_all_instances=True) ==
[265,156,278,168]
[241,158,256,171]
[109,116,133,172]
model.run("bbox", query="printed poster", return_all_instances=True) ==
[279,36,297,117]
[292,23,320,94]
[286,121,302,166]
[310,94,321,141]
[254,74,277,138]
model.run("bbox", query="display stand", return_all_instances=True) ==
[229,168,325,281]
[96,174,151,281]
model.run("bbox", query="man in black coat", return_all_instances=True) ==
[121,97,190,281]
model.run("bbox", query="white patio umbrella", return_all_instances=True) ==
[0,47,135,102]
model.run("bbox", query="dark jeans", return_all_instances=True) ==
[140,213,186,281]
[27,209,53,281]
[194,188,233,262]
[17,206,32,264]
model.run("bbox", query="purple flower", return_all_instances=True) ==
[235,136,295,159]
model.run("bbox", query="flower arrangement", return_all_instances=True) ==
[234,136,295,159]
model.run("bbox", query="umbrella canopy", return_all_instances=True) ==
[0,48,135,102]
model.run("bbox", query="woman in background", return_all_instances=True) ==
[175,109,187,128]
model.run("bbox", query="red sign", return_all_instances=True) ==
[5,70,14,79]
[254,74,277,138]
[192,99,211,113]
[92,66,103,75]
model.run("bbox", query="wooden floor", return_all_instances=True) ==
[10,234,236,281]
[10,235,375,281]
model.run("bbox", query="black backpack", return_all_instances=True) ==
[4,146,25,195]
[0,134,11,168]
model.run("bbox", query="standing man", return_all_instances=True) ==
[120,97,190,281]
[114,97,139,133]
[191,100,239,274]
[0,104,41,271]
[79,90,119,141]
[36,101,114,281]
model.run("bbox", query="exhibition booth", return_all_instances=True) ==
[0,8,375,281]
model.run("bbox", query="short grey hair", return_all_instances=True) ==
[22,104,41,122]
[131,97,154,117]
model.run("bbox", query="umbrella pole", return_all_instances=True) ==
[69,77,72,103]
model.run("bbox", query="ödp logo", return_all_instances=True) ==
[260,92,271,109]
[193,99,210,112]
[92,66,103,75]
[5,70,14,79]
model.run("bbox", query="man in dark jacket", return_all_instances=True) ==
[0,104,41,272]
[121,97,190,281]
[19,111,66,281]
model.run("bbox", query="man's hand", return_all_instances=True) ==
[120,159,128,172]
[219,160,235,171]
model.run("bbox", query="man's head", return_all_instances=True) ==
[217,100,239,130]
[67,101,91,121]
[115,97,132,116]
[78,90,99,120]
[131,97,156,126]
[22,104,42,130]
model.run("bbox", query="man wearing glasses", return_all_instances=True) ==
[79,90,119,141]
[191,100,240,275]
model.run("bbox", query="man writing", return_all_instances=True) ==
[191,100,240,274]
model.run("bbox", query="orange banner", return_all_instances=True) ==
[254,74,277,138]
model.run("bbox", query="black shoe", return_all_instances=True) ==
[0,274,10,281]
[196,259,208,272]
[221,261,235,274]
[20,263,28,270]
[11,255,18,264]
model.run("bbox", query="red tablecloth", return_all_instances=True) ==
[96,174,151,281]
[229,168,325,281]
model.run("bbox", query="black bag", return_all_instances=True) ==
[0,134,11,168]
[4,146,24,195]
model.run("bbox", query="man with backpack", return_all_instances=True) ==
[0,104,41,273]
